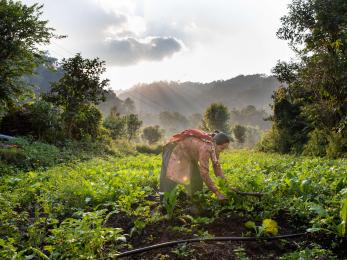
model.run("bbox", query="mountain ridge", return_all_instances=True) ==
[118,74,280,115]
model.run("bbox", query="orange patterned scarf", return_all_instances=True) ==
[168,129,213,143]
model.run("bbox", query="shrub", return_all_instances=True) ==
[135,144,163,155]
[103,115,126,140]
[233,124,247,144]
[0,101,63,144]
[303,129,329,157]
[326,132,347,158]
[141,125,164,144]
[10,137,61,170]
[0,147,26,165]
[257,127,281,153]
[70,104,103,141]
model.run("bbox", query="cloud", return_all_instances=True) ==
[100,36,182,66]
[24,0,184,66]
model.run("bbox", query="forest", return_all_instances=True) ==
[0,0,346,259]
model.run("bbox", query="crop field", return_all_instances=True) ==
[0,150,346,259]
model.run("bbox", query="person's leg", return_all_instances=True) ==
[185,162,204,215]
[185,162,203,197]
[159,143,178,203]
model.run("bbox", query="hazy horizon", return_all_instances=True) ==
[22,0,294,90]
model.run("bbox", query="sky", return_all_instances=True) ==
[22,0,294,91]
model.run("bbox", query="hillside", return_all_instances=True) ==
[119,74,280,114]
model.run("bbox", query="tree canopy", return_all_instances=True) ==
[0,0,57,115]
[202,103,230,134]
[267,0,347,156]
[45,53,109,139]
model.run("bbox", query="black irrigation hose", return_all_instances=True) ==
[117,232,307,258]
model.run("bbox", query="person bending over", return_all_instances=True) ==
[159,129,231,201]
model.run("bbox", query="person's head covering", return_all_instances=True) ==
[211,131,231,145]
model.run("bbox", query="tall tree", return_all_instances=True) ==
[269,0,347,155]
[0,0,57,116]
[202,103,230,133]
[45,53,109,138]
[125,114,142,141]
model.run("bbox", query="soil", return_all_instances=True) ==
[104,210,320,259]
[104,197,347,260]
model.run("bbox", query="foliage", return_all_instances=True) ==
[268,0,347,156]
[29,100,63,141]
[267,87,308,154]
[244,219,279,236]
[303,129,329,157]
[45,53,109,139]
[0,100,63,143]
[71,104,103,140]
[0,0,57,114]
[124,114,142,141]
[280,244,337,260]
[46,210,125,259]
[326,132,347,159]
[163,187,178,219]
[141,125,164,144]
[103,112,126,140]
[202,103,230,133]
[233,124,247,144]
[0,137,126,172]
[135,144,163,155]
[0,149,346,258]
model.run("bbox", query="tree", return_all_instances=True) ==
[233,125,247,144]
[103,106,126,140]
[125,114,142,141]
[0,0,57,115]
[202,103,230,133]
[123,97,135,114]
[45,53,109,138]
[268,0,347,155]
[141,125,163,144]
[72,104,103,140]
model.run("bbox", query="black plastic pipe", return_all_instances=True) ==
[117,233,306,258]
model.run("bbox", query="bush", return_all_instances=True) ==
[0,160,19,176]
[233,124,247,144]
[70,104,103,140]
[303,129,329,157]
[141,125,163,144]
[0,101,64,144]
[103,115,126,140]
[326,132,347,158]
[29,100,63,143]
[257,127,281,153]
[135,144,163,155]
[0,137,129,172]
[10,137,61,170]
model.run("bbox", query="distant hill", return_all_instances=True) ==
[25,56,64,94]
[118,74,280,115]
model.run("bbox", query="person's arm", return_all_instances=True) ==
[198,148,225,199]
[210,145,225,179]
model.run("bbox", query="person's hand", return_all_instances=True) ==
[217,193,227,203]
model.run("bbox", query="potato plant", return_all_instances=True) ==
[0,150,346,258]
